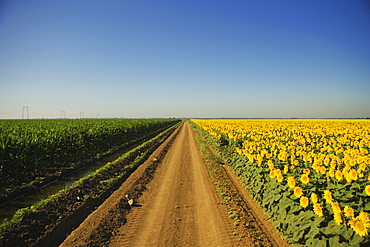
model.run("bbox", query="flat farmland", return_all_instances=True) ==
[60,121,285,247]
[0,120,288,246]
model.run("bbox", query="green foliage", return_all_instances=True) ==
[0,121,180,237]
[0,118,180,187]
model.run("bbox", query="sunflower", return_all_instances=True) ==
[359,211,370,222]
[324,157,330,166]
[334,212,343,225]
[267,160,274,169]
[366,157,370,165]
[331,202,341,214]
[278,151,287,161]
[313,203,323,217]
[301,174,310,184]
[274,168,282,177]
[277,174,284,183]
[283,165,289,174]
[303,168,311,175]
[330,159,337,169]
[359,163,367,171]
[287,176,296,189]
[349,169,358,181]
[343,165,351,174]
[300,196,309,208]
[344,206,354,218]
[294,186,303,198]
[344,159,351,166]
[349,216,370,237]
[327,168,335,178]
[257,155,263,166]
[345,175,353,184]
[249,154,255,163]
[269,169,276,179]
[312,163,319,172]
[349,159,356,166]
[335,170,343,181]
[323,190,333,204]
[310,193,318,204]
[365,185,370,196]
[319,166,326,174]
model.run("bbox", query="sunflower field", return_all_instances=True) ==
[192,119,370,247]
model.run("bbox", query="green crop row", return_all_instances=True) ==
[0,118,180,187]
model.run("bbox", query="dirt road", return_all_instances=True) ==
[60,121,286,246]
[109,121,238,247]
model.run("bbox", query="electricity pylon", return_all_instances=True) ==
[22,106,29,119]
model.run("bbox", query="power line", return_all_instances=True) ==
[0,109,21,115]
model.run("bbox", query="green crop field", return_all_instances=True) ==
[0,118,180,187]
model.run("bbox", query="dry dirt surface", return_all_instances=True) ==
[60,121,289,247]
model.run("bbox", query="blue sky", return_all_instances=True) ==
[0,0,369,119]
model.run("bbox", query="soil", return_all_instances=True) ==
[59,121,290,247]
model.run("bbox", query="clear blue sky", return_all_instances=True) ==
[0,0,369,119]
